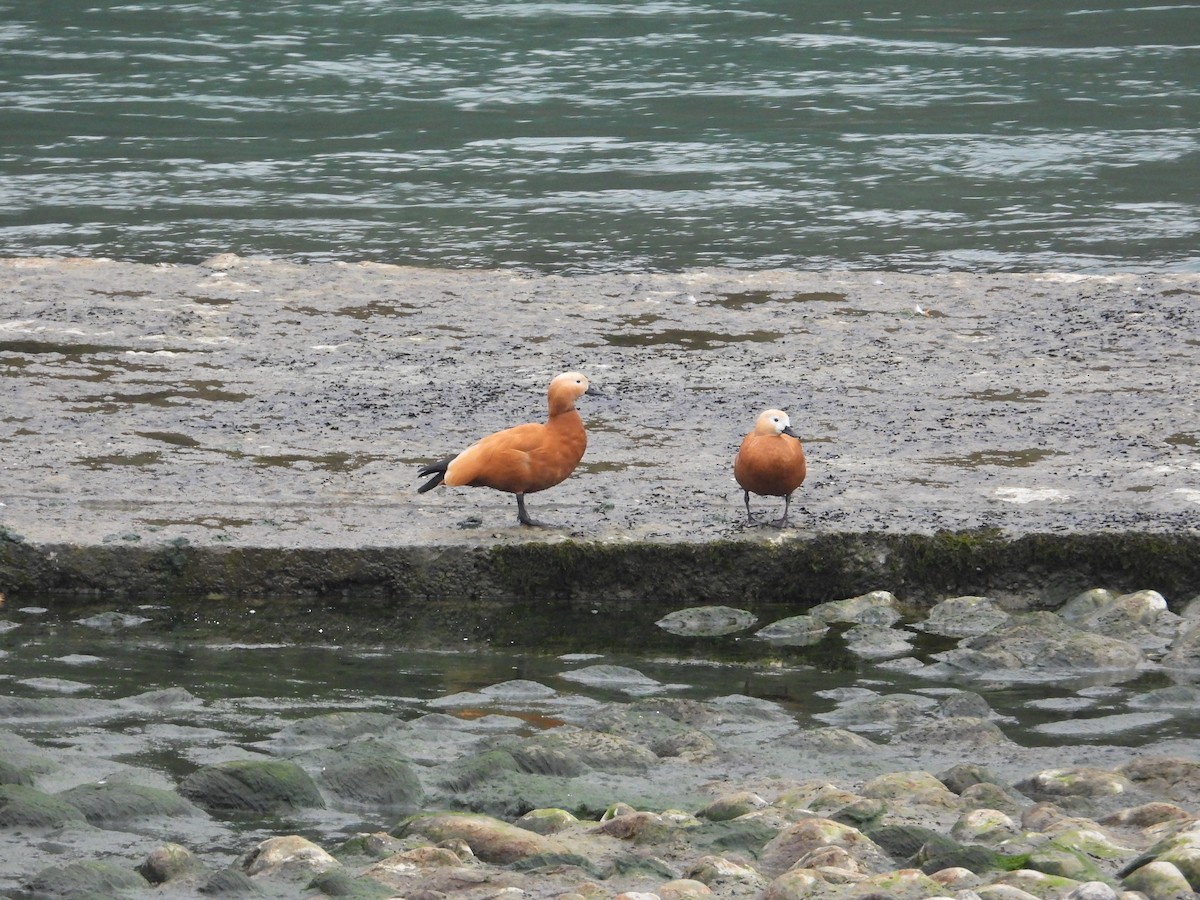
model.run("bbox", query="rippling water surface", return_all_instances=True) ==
[2,0,1197,272]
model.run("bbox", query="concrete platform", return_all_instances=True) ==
[2,257,1198,616]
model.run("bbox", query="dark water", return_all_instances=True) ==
[2,0,1197,273]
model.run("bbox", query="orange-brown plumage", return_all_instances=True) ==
[733,408,807,526]
[418,372,590,525]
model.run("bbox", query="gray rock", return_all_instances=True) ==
[139,842,202,885]
[843,623,916,659]
[1121,859,1194,899]
[1014,766,1134,802]
[922,596,1011,638]
[1162,621,1200,671]
[23,860,149,896]
[57,781,203,826]
[0,784,87,829]
[755,614,829,645]
[813,693,936,733]
[934,611,1142,678]
[179,759,325,814]
[1069,589,1182,650]
[74,611,152,631]
[759,817,894,878]
[809,590,901,626]
[306,739,424,813]
[396,811,573,864]
[656,605,757,636]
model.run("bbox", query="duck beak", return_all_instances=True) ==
[782,425,802,440]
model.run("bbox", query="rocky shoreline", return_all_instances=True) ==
[4,586,1200,899]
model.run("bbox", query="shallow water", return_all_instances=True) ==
[1,0,1197,272]
[3,602,1199,895]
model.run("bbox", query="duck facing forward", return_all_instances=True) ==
[733,408,807,527]
[418,372,590,526]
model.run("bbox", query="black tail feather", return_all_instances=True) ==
[417,457,452,493]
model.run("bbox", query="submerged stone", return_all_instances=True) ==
[655,605,757,636]
[0,784,87,829]
[57,781,203,826]
[23,860,149,896]
[179,759,325,814]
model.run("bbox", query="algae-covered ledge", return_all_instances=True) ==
[2,531,1198,646]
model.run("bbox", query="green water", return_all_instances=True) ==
[1,0,1196,271]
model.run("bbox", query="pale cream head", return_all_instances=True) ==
[755,409,792,436]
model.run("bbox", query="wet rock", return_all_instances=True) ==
[1015,767,1135,803]
[264,711,406,753]
[0,783,87,828]
[1127,683,1200,711]
[1058,589,1120,623]
[921,595,1011,638]
[814,692,936,733]
[655,877,715,898]
[989,868,1086,898]
[935,611,1142,677]
[0,758,34,787]
[1155,620,1200,671]
[306,738,424,813]
[952,809,1020,844]
[684,854,764,889]
[22,860,149,896]
[197,867,259,894]
[1026,843,1107,882]
[1118,756,1200,803]
[938,763,1010,795]
[594,809,676,843]
[139,841,202,884]
[559,664,682,696]
[512,730,660,774]
[759,817,894,878]
[514,807,578,835]
[1064,882,1120,900]
[655,605,757,636]
[1100,802,1194,829]
[57,780,204,826]
[843,623,916,659]
[809,590,901,625]
[1067,589,1182,650]
[934,690,995,719]
[179,758,326,814]
[861,770,961,809]
[308,867,396,899]
[697,791,769,822]
[856,867,952,898]
[396,811,572,864]
[894,716,1010,747]
[755,614,829,646]
[241,834,339,880]
[783,726,881,755]
[959,782,1031,817]
[74,610,152,631]
[1121,859,1193,898]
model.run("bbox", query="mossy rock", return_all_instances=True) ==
[0,758,34,787]
[58,781,203,826]
[308,739,424,813]
[0,784,87,829]
[179,759,325,814]
[24,860,148,896]
[308,867,397,898]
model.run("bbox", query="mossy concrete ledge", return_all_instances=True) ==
[2,531,1197,645]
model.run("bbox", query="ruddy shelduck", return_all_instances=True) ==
[418,372,591,526]
[733,408,807,527]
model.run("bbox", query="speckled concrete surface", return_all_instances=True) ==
[1,257,1198,554]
